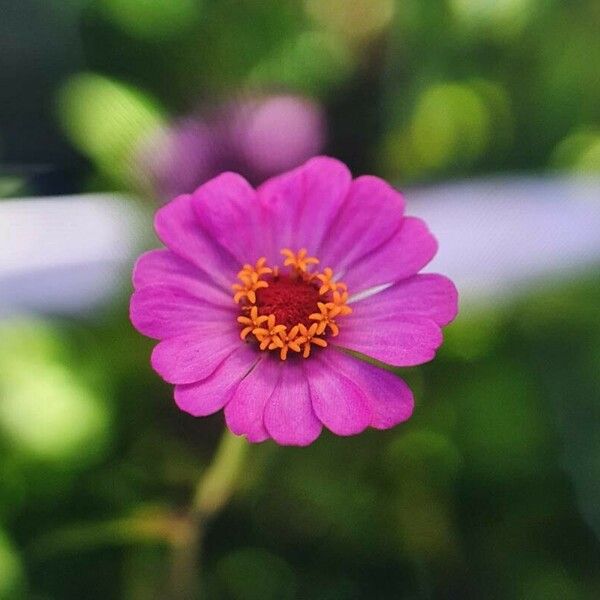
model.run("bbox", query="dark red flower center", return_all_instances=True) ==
[232,250,352,360]
[255,275,322,329]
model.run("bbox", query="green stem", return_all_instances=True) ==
[169,429,249,598]
[193,428,250,518]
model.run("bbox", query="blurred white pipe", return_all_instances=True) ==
[0,177,599,317]
[406,176,600,304]
[0,194,151,317]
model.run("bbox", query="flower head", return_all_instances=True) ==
[130,157,458,446]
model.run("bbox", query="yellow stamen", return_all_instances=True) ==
[253,314,287,351]
[281,248,319,273]
[232,267,269,304]
[330,290,353,315]
[276,325,303,360]
[296,323,328,358]
[239,257,272,278]
[309,302,341,336]
[317,267,348,295]
[237,306,268,340]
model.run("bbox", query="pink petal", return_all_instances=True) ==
[132,249,231,306]
[224,357,279,443]
[154,193,238,289]
[326,349,414,429]
[258,156,351,259]
[174,345,260,417]
[319,175,405,272]
[151,326,241,384]
[343,217,438,293]
[350,274,458,327]
[334,314,443,367]
[191,172,267,266]
[130,285,234,340]
[305,354,371,436]
[263,361,322,446]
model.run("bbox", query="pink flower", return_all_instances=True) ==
[130,157,458,446]
[227,95,326,182]
[136,94,326,200]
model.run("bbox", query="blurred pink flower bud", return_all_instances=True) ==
[226,94,327,182]
[135,94,327,201]
[136,119,218,200]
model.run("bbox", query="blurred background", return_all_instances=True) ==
[1,0,600,598]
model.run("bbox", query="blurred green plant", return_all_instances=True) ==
[0,530,24,599]
[57,73,165,186]
[0,320,110,466]
[99,0,202,40]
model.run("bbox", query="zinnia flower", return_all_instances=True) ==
[130,157,458,446]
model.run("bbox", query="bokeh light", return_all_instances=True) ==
[0,321,110,465]
[99,0,202,40]
[552,128,600,174]
[382,81,496,181]
[304,0,395,42]
[411,83,490,171]
[450,0,537,38]
[247,31,354,96]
